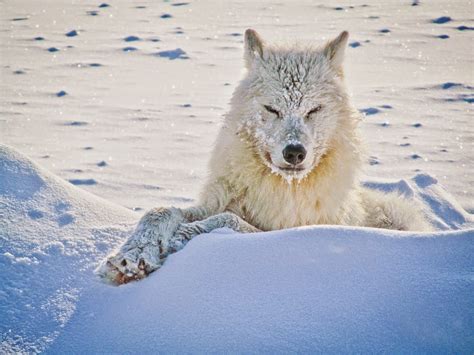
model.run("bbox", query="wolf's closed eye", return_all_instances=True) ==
[306,105,322,119]
[263,105,280,118]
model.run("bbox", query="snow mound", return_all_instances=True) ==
[0,145,138,353]
[1,145,473,353]
[364,174,473,230]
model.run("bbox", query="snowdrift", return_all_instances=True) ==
[0,144,473,353]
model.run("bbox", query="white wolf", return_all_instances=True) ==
[98,29,431,284]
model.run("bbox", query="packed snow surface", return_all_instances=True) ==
[1,145,473,353]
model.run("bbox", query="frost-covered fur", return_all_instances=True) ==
[98,29,431,285]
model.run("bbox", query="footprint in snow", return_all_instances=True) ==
[123,47,138,52]
[27,209,44,220]
[68,178,97,185]
[155,48,189,60]
[439,82,474,91]
[441,82,462,89]
[72,63,102,68]
[160,13,173,19]
[58,213,75,227]
[56,90,67,97]
[379,28,391,33]
[63,121,88,126]
[65,30,78,37]
[360,107,380,115]
[124,35,140,42]
[457,25,474,31]
[349,41,361,48]
[432,16,451,24]
[54,202,70,213]
[369,156,380,165]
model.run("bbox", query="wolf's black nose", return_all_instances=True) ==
[282,144,307,165]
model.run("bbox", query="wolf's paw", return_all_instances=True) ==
[96,207,187,285]
[96,246,162,285]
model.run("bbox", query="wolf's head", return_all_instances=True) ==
[232,29,356,182]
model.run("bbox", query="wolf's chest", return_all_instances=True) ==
[230,184,331,231]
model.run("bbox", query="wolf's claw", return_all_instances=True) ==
[97,251,159,285]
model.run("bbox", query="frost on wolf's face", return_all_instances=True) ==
[234,30,351,182]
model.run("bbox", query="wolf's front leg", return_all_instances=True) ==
[175,212,260,241]
[97,207,205,285]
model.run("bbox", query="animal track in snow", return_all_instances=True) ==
[360,107,380,115]
[68,178,97,185]
[155,48,189,60]
[432,16,451,24]
[124,35,140,42]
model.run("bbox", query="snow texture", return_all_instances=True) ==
[2,0,472,213]
[0,145,137,353]
[1,145,473,353]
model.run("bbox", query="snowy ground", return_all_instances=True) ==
[1,144,473,353]
[1,0,474,353]
[1,0,473,212]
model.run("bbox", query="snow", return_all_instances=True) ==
[1,0,473,352]
[1,144,473,353]
[53,228,474,354]
[1,0,472,212]
[0,145,137,353]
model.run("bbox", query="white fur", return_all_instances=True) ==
[98,30,431,285]
[200,29,430,231]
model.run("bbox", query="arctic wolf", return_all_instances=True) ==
[98,29,431,284]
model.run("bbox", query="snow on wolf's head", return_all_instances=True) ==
[232,29,353,182]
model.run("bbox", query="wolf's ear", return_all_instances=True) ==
[244,29,264,68]
[323,31,349,70]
